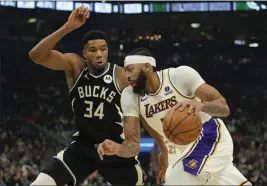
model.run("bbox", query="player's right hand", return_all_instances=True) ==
[97,139,120,160]
[65,6,90,31]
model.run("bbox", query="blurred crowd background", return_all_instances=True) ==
[0,1,266,186]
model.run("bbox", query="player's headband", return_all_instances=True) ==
[124,55,156,67]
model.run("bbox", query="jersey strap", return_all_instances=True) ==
[112,64,122,95]
[167,68,196,99]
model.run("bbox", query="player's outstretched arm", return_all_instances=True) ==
[29,6,89,71]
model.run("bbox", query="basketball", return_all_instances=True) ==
[163,106,202,145]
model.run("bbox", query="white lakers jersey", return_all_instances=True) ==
[121,66,249,184]
[121,66,212,152]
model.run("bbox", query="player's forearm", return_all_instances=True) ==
[201,97,230,117]
[116,141,140,158]
[116,116,141,157]
[29,24,72,62]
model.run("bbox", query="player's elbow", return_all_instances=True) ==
[29,49,49,64]
[131,142,140,157]
[29,49,40,63]
[221,98,230,117]
[134,143,140,156]
[224,105,230,117]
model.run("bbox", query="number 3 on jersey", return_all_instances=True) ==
[84,100,104,119]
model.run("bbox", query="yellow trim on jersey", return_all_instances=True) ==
[198,119,222,174]
[147,70,164,96]
[167,68,196,100]
[172,139,199,168]
[138,94,141,111]
[239,180,249,186]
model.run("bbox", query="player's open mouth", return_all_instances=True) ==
[96,61,105,67]
[129,81,137,87]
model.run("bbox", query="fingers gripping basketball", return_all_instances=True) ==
[163,106,202,145]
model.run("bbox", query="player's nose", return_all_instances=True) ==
[96,50,102,57]
[125,73,131,80]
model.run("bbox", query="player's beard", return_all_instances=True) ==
[133,70,147,95]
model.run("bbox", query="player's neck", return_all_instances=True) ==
[144,72,160,94]
[87,63,109,76]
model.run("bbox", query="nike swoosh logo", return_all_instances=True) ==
[115,121,123,127]
[84,74,90,79]
[141,97,148,102]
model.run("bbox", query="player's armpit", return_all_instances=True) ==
[195,83,230,117]
[117,116,140,157]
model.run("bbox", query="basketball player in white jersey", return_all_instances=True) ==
[97,48,251,185]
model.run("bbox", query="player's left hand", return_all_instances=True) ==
[97,139,120,160]
[174,100,204,115]
[157,150,169,184]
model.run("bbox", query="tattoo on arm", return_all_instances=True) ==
[66,70,76,90]
[202,101,229,117]
[203,103,225,113]
[118,116,140,157]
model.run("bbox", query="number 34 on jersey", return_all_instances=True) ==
[84,100,104,120]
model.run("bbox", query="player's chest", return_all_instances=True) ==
[74,82,118,104]
[139,85,188,119]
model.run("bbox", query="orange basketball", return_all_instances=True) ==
[163,106,202,145]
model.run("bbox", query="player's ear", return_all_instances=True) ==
[82,50,86,59]
[144,63,150,72]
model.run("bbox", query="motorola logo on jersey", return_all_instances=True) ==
[77,85,116,103]
[144,96,177,118]
[103,74,112,84]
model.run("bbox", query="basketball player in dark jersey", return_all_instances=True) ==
[29,6,143,186]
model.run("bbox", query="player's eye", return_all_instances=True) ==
[89,49,97,52]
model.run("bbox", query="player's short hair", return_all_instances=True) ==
[127,47,154,58]
[81,30,109,50]
[127,47,156,71]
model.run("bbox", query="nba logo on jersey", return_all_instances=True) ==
[164,85,173,96]
[103,75,112,84]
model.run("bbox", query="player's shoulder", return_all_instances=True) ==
[168,65,195,71]
[64,53,86,78]
[122,85,134,95]
[121,86,138,98]
[115,65,129,92]
[121,86,139,108]
[115,65,126,78]
[64,53,85,67]
[168,65,198,76]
